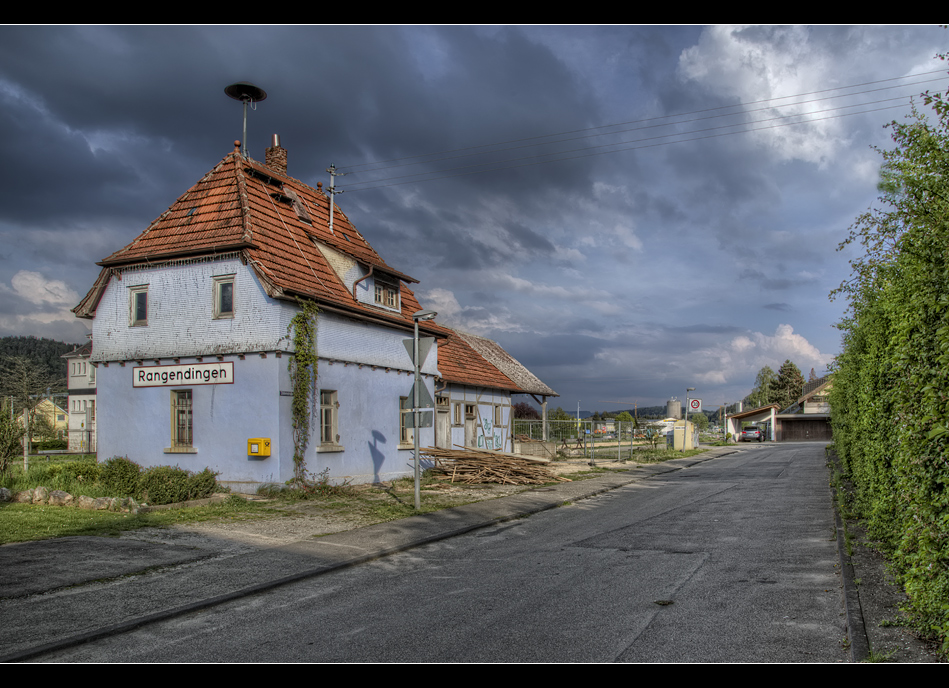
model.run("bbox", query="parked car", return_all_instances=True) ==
[741,426,765,442]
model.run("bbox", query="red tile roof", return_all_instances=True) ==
[438,328,558,396]
[437,332,522,392]
[73,141,556,398]
[75,142,434,333]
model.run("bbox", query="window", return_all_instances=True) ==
[374,279,399,310]
[129,285,148,326]
[453,402,462,426]
[213,275,235,319]
[318,390,341,450]
[400,396,414,447]
[167,390,194,453]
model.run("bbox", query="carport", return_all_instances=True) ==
[726,404,781,442]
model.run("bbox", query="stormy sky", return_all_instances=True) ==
[0,25,945,412]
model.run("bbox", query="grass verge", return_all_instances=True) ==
[0,496,280,545]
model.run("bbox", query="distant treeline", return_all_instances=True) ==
[593,406,719,421]
[0,336,84,383]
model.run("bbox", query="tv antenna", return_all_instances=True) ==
[224,82,267,158]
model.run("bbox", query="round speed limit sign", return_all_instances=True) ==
[689,398,702,412]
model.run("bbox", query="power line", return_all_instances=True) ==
[335,69,948,187]
[340,72,946,178]
[341,97,923,192]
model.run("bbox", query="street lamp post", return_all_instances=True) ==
[683,387,695,451]
[412,309,437,510]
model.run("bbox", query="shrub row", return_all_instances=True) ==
[100,456,219,505]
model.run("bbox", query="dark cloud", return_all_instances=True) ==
[0,25,932,405]
[497,332,607,368]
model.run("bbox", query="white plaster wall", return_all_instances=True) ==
[96,354,294,487]
[446,385,512,451]
[92,258,294,361]
[317,312,438,375]
[312,361,435,483]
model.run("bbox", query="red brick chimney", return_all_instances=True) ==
[265,134,287,175]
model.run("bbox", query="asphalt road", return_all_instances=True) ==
[34,442,847,662]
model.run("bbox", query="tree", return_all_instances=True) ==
[690,412,709,431]
[0,400,25,476]
[0,356,65,465]
[548,406,575,421]
[512,402,540,420]
[774,360,805,410]
[746,366,776,408]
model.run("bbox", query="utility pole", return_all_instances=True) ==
[326,164,345,235]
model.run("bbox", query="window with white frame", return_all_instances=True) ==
[213,274,235,319]
[319,390,341,449]
[400,396,414,446]
[129,285,148,326]
[168,390,193,451]
[374,278,400,310]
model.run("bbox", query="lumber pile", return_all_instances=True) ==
[420,446,569,485]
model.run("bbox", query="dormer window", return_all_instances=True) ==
[374,279,399,311]
[284,188,312,225]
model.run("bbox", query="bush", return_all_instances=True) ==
[58,459,100,485]
[100,456,143,497]
[139,465,219,505]
[34,439,68,451]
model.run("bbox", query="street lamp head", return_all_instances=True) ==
[687,387,695,392]
[413,309,438,321]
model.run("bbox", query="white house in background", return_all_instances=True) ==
[74,138,556,489]
[63,340,96,452]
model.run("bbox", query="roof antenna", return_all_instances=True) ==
[224,82,267,158]
[326,164,346,234]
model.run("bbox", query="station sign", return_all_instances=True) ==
[132,362,235,388]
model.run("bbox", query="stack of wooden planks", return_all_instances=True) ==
[420,446,570,485]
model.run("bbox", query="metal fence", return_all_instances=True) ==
[512,419,674,461]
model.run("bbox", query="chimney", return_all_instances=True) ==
[265,134,287,175]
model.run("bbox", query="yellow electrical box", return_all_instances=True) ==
[248,438,271,457]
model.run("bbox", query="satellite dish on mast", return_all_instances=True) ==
[225,82,267,158]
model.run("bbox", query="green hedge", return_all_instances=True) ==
[831,91,949,653]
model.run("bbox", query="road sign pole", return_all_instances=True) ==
[413,317,421,510]
[408,309,437,510]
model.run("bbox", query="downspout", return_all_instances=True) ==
[352,265,375,302]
